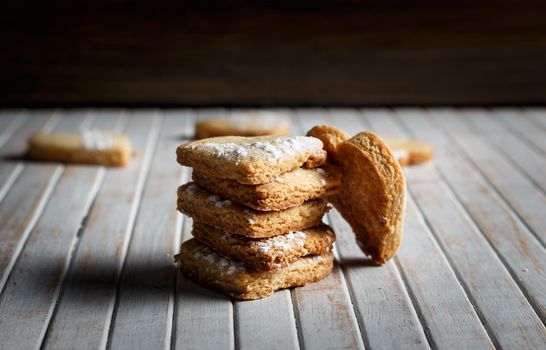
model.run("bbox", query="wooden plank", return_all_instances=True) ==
[0,110,25,150]
[525,107,546,130]
[0,111,90,291]
[399,197,494,349]
[395,109,546,321]
[0,111,56,203]
[405,164,546,349]
[0,164,62,291]
[426,109,546,246]
[327,211,429,350]
[107,110,191,350]
[495,108,546,153]
[235,291,299,350]
[364,109,497,349]
[174,199,235,350]
[0,166,104,350]
[43,111,160,349]
[460,108,546,192]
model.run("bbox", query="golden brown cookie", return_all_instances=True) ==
[192,166,340,211]
[176,136,326,185]
[176,239,334,300]
[195,113,292,139]
[384,138,435,165]
[312,129,406,264]
[306,124,350,157]
[27,131,132,167]
[177,183,328,238]
[191,222,335,271]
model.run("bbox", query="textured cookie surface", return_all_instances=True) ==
[192,222,335,271]
[192,166,340,211]
[27,131,132,167]
[384,138,435,165]
[306,124,350,157]
[176,239,334,300]
[177,183,328,237]
[176,136,326,185]
[312,129,406,264]
[195,113,291,139]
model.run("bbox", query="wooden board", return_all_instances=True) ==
[0,108,545,350]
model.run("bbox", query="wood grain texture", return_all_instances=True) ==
[405,165,546,349]
[461,109,546,191]
[363,109,502,349]
[108,110,191,350]
[0,111,56,203]
[2,2,546,105]
[0,166,103,350]
[174,199,235,350]
[395,109,546,322]
[0,108,544,349]
[43,112,159,349]
[428,109,546,246]
[0,111,90,291]
[495,108,546,153]
[234,291,299,350]
[328,210,430,350]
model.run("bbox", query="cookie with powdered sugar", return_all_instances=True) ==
[176,135,326,185]
[27,130,132,167]
[175,238,334,300]
[177,183,328,238]
[191,166,340,211]
[191,222,335,271]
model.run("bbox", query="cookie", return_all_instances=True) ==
[192,166,340,211]
[383,138,435,165]
[176,239,334,300]
[306,124,350,156]
[195,112,292,139]
[27,130,132,167]
[177,183,328,238]
[176,136,326,185]
[312,129,406,264]
[191,222,335,271]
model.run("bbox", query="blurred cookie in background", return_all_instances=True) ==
[195,110,292,139]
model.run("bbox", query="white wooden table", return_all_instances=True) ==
[0,108,544,350]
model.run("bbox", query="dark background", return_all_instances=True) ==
[1,0,546,107]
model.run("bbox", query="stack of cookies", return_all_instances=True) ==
[175,135,341,300]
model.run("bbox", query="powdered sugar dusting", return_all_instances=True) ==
[81,130,115,150]
[195,136,322,164]
[192,244,244,274]
[392,149,409,161]
[254,230,307,253]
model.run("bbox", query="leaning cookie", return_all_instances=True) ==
[191,222,335,271]
[177,183,328,238]
[176,239,334,300]
[312,129,406,264]
[192,166,340,211]
[177,135,326,185]
[27,130,132,167]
